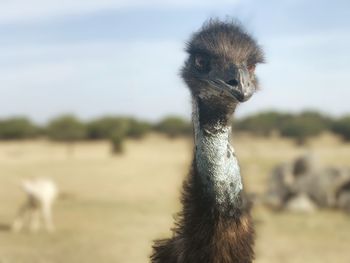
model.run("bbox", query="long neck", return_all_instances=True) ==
[192,96,243,216]
[151,96,255,263]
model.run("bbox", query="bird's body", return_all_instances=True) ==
[151,19,264,263]
[12,178,58,233]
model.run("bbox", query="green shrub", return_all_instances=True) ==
[46,115,86,142]
[234,111,292,136]
[234,110,331,144]
[126,119,151,139]
[0,117,39,140]
[279,111,331,144]
[86,116,151,154]
[87,117,129,140]
[332,116,350,141]
[155,116,192,138]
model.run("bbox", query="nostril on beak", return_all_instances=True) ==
[226,79,239,86]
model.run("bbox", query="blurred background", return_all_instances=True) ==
[0,0,350,262]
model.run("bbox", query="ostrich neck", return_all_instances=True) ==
[192,96,243,215]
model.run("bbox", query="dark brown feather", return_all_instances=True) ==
[151,163,255,263]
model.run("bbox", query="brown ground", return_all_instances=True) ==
[0,133,349,263]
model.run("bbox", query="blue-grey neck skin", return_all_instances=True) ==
[192,97,243,214]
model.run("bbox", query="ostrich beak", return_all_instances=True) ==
[208,66,255,102]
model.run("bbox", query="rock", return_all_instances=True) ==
[338,191,350,213]
[334,175,350,212]
[265,163,294,209]
[285,194,317,213]
[265,154,350,213]
[292,154,316,176]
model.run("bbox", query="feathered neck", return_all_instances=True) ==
[192,96,243,216]
[150,96,255,263]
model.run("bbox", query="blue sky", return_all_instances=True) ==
[0,0,349,123]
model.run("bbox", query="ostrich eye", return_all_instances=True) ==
[247,64,256,73]
[194,55,210,73]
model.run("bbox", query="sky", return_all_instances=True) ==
[0,0,349,123]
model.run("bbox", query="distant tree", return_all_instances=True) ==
[126,119,151,139]
[87,116,151,140]
[279,111,331,145]
[87,116,151,155]
[234,110,331,144]
[110,130,125,154]
[0,117,39,140]
[47,115,86,142]
[154,116,192,138]
[86,117,129,140]
[332,116,350,141]
[234,111,292,136]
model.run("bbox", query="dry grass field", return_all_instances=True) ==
[0,133,349,263]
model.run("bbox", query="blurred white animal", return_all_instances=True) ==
[12,178,58,233]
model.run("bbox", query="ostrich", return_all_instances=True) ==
[151,19,264,263]
[12,178,58,233]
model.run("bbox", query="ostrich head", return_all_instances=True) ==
[182,20,264,111]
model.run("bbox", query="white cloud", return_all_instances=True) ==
[0,0,240,25]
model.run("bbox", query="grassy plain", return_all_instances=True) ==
[0,133,349,263]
